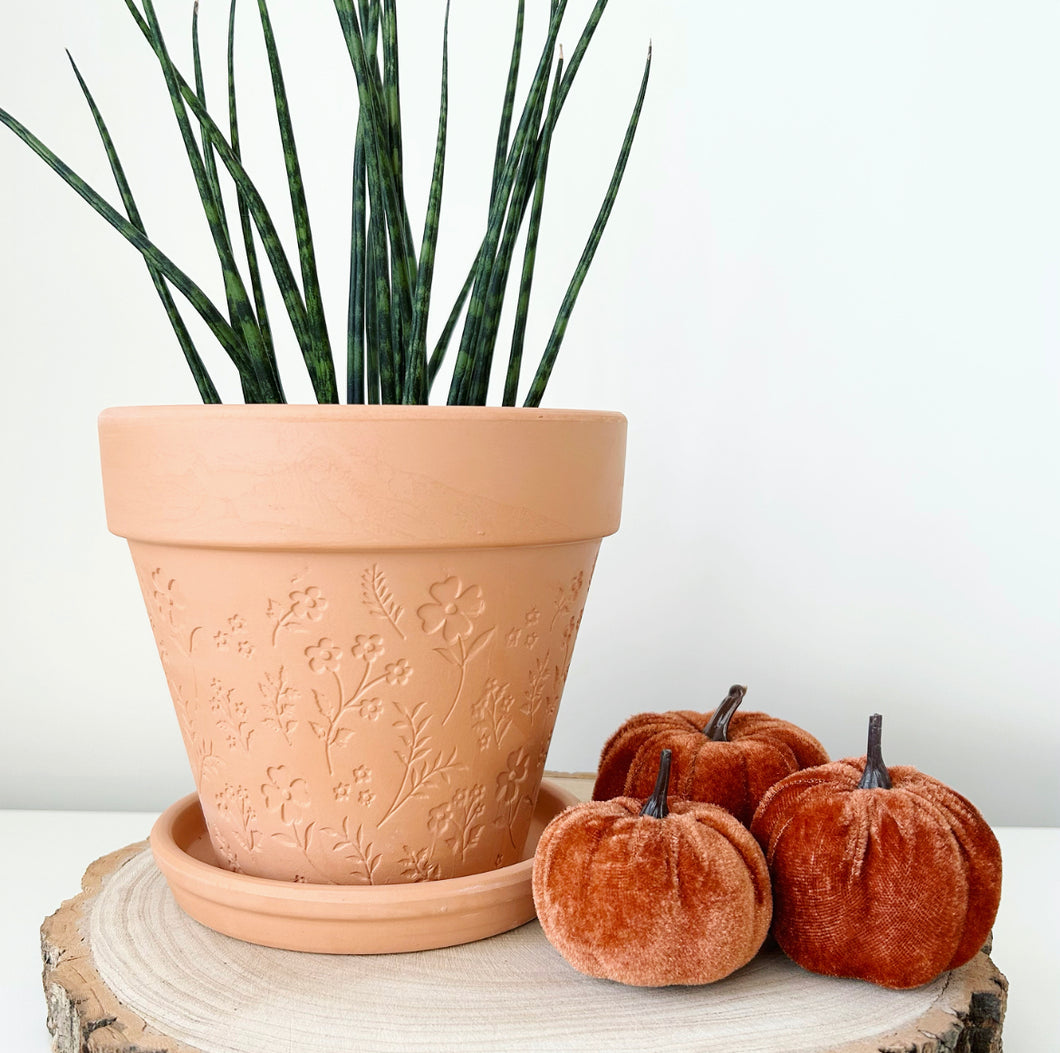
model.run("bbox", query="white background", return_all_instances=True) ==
[1,1,1057,825]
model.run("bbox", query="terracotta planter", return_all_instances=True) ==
[99,406,625,886]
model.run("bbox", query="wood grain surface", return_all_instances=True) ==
[41,810,1006,1053]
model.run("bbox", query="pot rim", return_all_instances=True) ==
[99,403,627,549]
[100,404,626,425]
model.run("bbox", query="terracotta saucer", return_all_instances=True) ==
[149,779,578,954]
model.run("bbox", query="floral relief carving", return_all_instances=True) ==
[135,549,596,883]
[362,564,407,639]
[261,765,311,824]
[213,615,254,658]
[400,845,441,883]
[495,746,535,848]
[328,818,383,885]
[268,585,328,645]
[170,681,217,784]
[146,567,200,655]
[260,763,385,884]
[417,576,495,724]
[380,701,463,825]
[304,633,413,776]
[209,678,255,752]
[305,637,343,675]
[506,606,542,650]
[551,572,585,631]
[213,783,260,856]
[335,765,376,807]
[356,696,384,721]
[472,678,519,750]
[522,654,558,728]
[258,667,300,745]
[418,577,485,644]
[383,658,413,685]
[427,783,487,864]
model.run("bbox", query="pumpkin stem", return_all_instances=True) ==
[857,712,892,789]
[639,749,672,819]
[702,684,747,742]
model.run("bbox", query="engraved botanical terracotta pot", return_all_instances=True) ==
[99,406,625,885]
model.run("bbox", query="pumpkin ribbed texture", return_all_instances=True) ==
[532,795,772,987]
[594,707,829,825]
[750,757,1003,989]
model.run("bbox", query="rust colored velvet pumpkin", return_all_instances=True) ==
[533,750,772,987]
[750,714,1003,990]
[593,685,830,825]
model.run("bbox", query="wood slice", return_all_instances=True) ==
[41,840,1007,1053]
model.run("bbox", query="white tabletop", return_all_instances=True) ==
[1,809,1056,1052]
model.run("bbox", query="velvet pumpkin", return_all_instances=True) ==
[533,749,772,987]
[593,684,830,826]
[750,713,1003,990]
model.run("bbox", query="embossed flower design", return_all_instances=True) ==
[417,578,485,645]
[401,847,441,883]
[525,607,541,626]
[427,801,458,838]
[351,633,385,662]
[333,782,353,802]
[496,747,532,808]
[357,697,384,720]
[150,569,187,631]
[384,659,412,686]
[305,638,342,674]
[351,765,371,784]
[358,789,376,806]
[289,586,327,621]
[261,765,311,822]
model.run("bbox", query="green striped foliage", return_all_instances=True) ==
[0,0,650,406]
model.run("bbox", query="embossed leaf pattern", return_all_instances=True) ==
[473,678,519,750]
[259,668,300,745]
[362,565,406,640]
[428,783,486,861]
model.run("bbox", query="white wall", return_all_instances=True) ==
[1,1,1056,825]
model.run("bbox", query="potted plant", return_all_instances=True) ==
[0,0,648,909]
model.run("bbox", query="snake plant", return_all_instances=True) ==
[0,0,650,406]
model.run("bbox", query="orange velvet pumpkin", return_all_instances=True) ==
[593,685,830,825]
[750,714,1003,990]
[533,750,772,987]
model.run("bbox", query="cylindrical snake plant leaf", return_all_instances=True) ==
[227,0,274,370]
[524,44,651,408]
[67,52,221,404]
[405,1,449,405]
[256,0,337,403]
[0,106,262,392]
[140,0,283,403]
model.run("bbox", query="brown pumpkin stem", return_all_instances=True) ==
[639,749,672,819]
[857,712,892,789]
[702,684,748,742]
